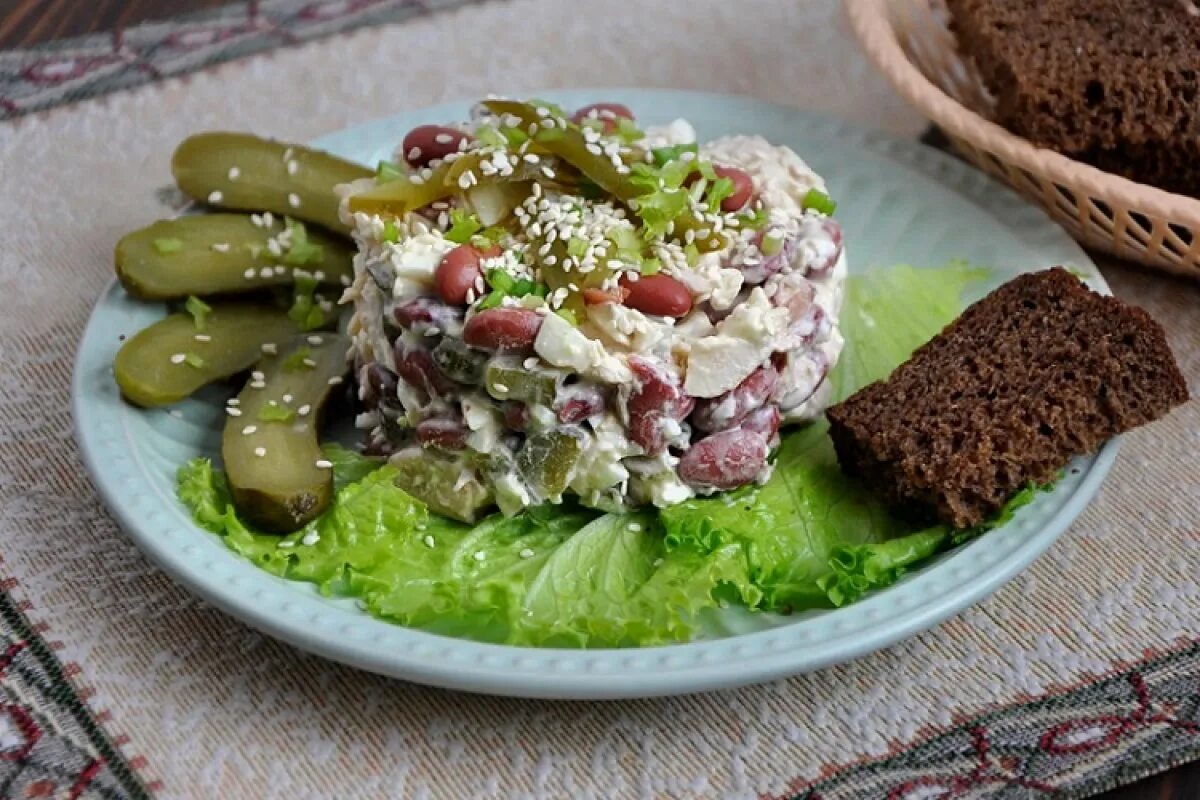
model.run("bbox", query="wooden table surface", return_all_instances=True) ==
[1,2,1195,799]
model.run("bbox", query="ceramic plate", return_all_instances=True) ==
[73,90,1116,699]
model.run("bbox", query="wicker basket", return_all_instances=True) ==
[847,0,1200,280]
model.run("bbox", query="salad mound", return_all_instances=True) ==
[179,262,1038,648]
[342,99,845,521]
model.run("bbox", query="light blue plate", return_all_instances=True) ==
[73,90,1116,699]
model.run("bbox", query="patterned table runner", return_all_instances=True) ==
[0,0,1197,797]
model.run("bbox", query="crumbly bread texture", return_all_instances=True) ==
[945,0,1200,196]
[826,268,1189,528]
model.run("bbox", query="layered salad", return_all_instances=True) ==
[341,98,845,521]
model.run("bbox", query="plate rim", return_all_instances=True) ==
[73,88,1118,699]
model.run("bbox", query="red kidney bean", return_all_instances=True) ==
[360,363,398,410]
[502,402,530,432]
[392,296,464,335]
[712,165,755,212]
[463,308,543,353]
[739,405,781,442]
[571,103,634,132]
[555,384,607,424]
[395,344,458,398]
[436,244,499,306]
[690,366,780,432]
[677,429,769,490]
[582,286,630,305]
[740,229,796,285]
[619,274,693,318]
[415,417,469,450]
[626,356,693,456]
[402,125,471,168]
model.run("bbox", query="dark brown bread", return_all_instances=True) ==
[826,268,1189,529]
[946,0,1200,196]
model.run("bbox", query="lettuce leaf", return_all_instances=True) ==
[178,261,1041,647]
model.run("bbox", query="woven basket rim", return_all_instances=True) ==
[845,0,1200,226]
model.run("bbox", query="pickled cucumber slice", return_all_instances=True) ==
[347,151,545,218]
[222,333,350,533]
[484,358,563,404]
[517,430,583,500]
[172,133,370,235]
[116,214,354,300]
[114,304,298,407]
[390,450,493,523]
[482,100,727,252]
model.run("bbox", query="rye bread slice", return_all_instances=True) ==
[826,268,1189,529]
[945,0,1200,196]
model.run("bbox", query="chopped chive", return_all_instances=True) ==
[651,142,698,167]
[183,352,205,369]
[706,177,735,213]
[257,401,295,423]
[510,278,536,296]
[640,257,662,276]
[555,308,578,326]
[477,291,505,310]
[381,219,401,244]
[566,236,589,259]
[153,237,184,254]
[376,160,404,184]
[486,268,516,293]
[184,295,213,330]
[445,209,483,244]
[282,347,314,372]
[531,282,549,298]
[802,188,837,215]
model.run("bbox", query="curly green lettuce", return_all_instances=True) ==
[179,261,1041,647]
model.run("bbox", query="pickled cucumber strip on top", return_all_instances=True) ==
[222,333,350,533]
[172,133,370,235]
[116,214,354,300]
[114,304,299,407]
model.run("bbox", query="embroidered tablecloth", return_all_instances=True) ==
[0,1,1197,797]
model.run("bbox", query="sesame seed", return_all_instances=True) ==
[519,548,535,559]
[251,371,265,381]
[287,159,299,175]
[261,343,278,355]
[306,335,324,346]
[273,265,287,276]
[288,193,301,208]
[423,535,436,548]
[207,190,223,204]
[473,551,486,562]
[277,540,295,549]
[259,267,274,278]
[457,172,472,190]
[281,393,294,403]
[249,380,266,390]
[493,383,509,394]
[302,358,317,368]
[244,268,256,279]
[226,407,243,417]
[194,334,212,342]
[409,174,426,186]
[254,447,267,458]
[328,376,344,386]
[435,132,454,144]
[242,425,257,435]
[407,147,422,161]
[227,398,240,406]
[315,459,333,469]
[628,522,642,532]
[585,143,603,156]
[297,404,312,416]
[168,409,184,419]
[169,353,186,364]
[523,357,539,369]
[282,147,294,161]
[211,242,231,253]
[301,531,321,546]
[313,270,326,281]
[541,166,556,179]
[227,166,240,180]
